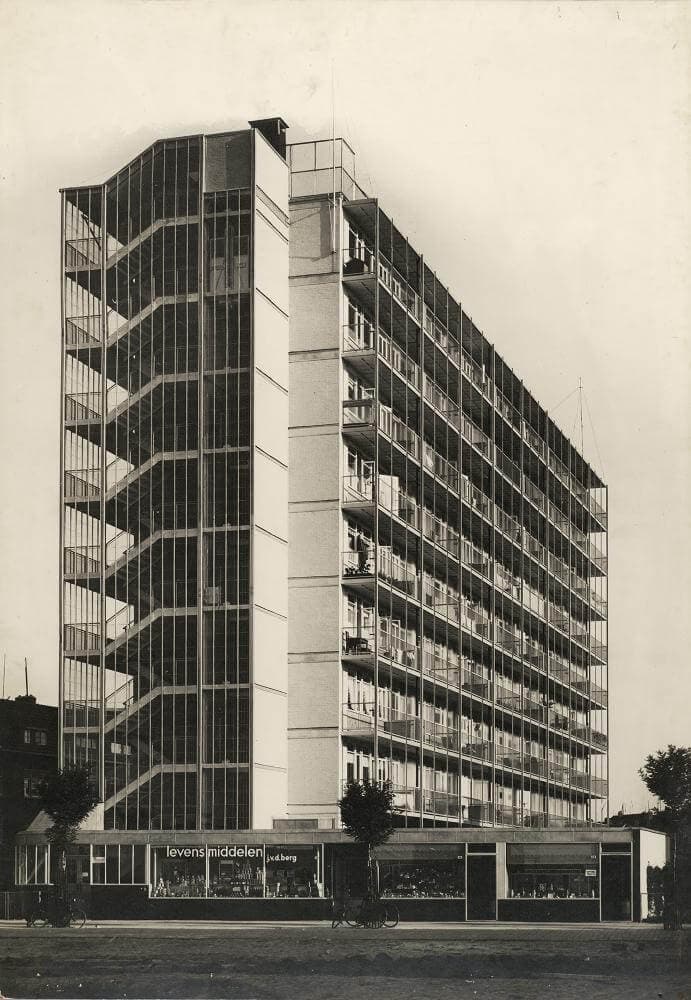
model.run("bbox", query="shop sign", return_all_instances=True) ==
[585,869,597,877]
[165,845,264,860]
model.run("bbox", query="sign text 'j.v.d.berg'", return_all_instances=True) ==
[164,845,301,864]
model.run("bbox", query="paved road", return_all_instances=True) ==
[0,921,689,999]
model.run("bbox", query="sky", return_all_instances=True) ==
[0,0,689,813]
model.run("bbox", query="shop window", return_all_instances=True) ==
[508,866,599,899]
[379,860,465,898]
[207,855,264,898]
[263,847,321,899]
[152,847,207,898]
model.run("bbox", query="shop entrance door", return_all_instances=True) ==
[601,855,632,921]
[467,854,496,920]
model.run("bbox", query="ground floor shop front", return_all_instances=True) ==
[14,827,667,922]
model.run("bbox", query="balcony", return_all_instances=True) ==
[423,311,460,368]
[378,547,419,598]
[461,477,492,519]
[423,377,459,427]
[343,322,375,354]
[523,422,547,460]
[341,626,417,669]
[378,256,420,320]
[421,650,460,689]
[461,663,491,699]
[573,726,608,751]
[417,787,459,816]
[422,719,459,753]
[342,548,375,581]
[422,509,459,559]
[344,398,422,461]
[460,350,489,395]
[496,448,522,487]
[461,739,493,762]
[495,389,521,429]
[422,443,459,492]
[461,415,491,456]
[343,472,375,505]
[371,707,422,742]
[379,330,420,389]
[378,480,420,530]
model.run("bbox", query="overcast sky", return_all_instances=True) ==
[1,0,689,813]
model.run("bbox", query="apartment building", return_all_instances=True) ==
[16,117,619,921]
[287,137,608,832]
[60,119,290,832]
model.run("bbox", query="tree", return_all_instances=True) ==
[37,765,100,925]
[338,779,397,897]
[639,745,691,930]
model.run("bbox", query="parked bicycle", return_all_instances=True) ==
[26,891,86,929]
[331,895,399,929]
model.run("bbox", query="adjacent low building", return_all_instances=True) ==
[0,695,58,887]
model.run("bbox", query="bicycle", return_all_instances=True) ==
[331,896,399,929]
[26,892,86,929]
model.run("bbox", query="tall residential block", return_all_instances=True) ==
[60,119,290,831]
[287,138,608,830]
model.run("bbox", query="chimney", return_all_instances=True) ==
[249,117,289,160]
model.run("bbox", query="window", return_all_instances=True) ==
[23,729,48,746]
[16,845,50,884]
[23,774,44,799]
[508,866,599,900]
[24,730,31,744]
[379,860,465,898]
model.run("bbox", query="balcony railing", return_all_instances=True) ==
[342,548,375,579]
[461,664,491,699]
[461,415,491,455]
[460,350,489,394]
[378,256,420,319]
[422,443,459,492]
[379,481,420,529]
[343,472,375,504]
[343,322,375,353]
[422,719,459,752]
[378,547,419,597]
[523,422,547,460]
[461,478,492,518]
[496,448,522,487]
[495,389,521,429]
[378,330,420,388]
[461,739,493,762]
[417,787,459,816]
[423,378,459,427]
[343,243,376,277]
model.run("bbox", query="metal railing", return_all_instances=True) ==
[342,244,375,276]
[64,468,100,499]
[64,545,100,575]
[63,623,100,653]
[460,350,489,394]
[378,256,420,319]
[65,237,101,268]
[65,314,101,347]
[64,392,101,422]
[378,330,420,388]
[343,322,375,353]
[423,311,460,367]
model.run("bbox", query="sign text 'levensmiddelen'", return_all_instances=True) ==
[164,845,303,864]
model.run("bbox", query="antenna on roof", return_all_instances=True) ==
[2,652,5,699]
[24,656,29,697]
[330,61,337,255]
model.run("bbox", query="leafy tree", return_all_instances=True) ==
[37,765,99,925]
[338,779,397,897]
[639,745,691,930]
